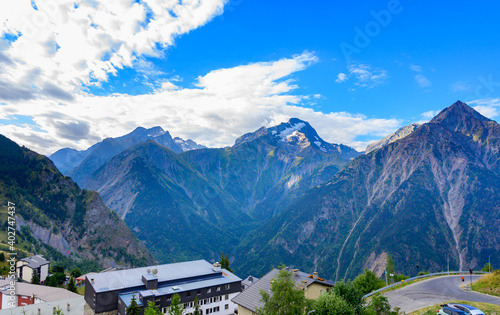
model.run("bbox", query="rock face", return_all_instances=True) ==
[0,134,154,268]
[82,118,360,263]
[233,101,500,280]
[366,123,421,153]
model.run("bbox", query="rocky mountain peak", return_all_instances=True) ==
[431,100,491,132]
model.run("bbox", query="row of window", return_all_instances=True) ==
[186,284,231,297]
[160,305,228,314]
[183,295,230,309]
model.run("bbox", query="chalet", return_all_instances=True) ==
[232,268,334,315]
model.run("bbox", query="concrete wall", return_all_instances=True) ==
[40,265,49,282]
[305,282,329,300]
[237,305,255,315]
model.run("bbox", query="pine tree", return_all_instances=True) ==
[386,254,395,282]
[144,300,159,315]
[220,252,232,272]
[168,293,184,315]
[67,275,77,293]
[31,270,40,284]
[127,293,141,315]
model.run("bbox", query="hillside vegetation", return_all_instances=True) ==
[472,270,500,297]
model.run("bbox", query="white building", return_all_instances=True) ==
[16,255,50,283]
[0,280,80,310]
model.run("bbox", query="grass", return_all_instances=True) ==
[472,270,500,297]
[408,300,500,315]
[77,285,85,295]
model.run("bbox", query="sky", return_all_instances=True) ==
[1,0,500,155]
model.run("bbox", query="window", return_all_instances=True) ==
[197,289,201,295]
[207,288,212,293]
[225,304,229,310]
[225,284,230,290]
[187,291,191,297]
[225,294,229,300]
[216,286,220,291]
[214,306,220,312]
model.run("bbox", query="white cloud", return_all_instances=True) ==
[409,64,422,72]
[335,73,348,83]
[347,63,388,88]
[0,53,401,154]
[450,81,471,92]
[420,110,440,122]
[0,0,226,102]
[409,64,431,88]
[469,98,500,119]
[414,74,431,88]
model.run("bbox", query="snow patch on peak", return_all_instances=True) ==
[314,141,327,153]
[278,123,306,142]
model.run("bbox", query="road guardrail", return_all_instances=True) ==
[363,271,490,298]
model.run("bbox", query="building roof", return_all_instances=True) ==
[87,259,241,293]
[241,276,258,289]
[19,255,50,269]
[0,280,81,302]
[0,296,84,315]
[231,268,334,312]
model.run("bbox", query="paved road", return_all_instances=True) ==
[384,275,500,313]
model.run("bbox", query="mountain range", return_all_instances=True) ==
[52,118,360,264]
[0,134,154,271]
[35,101,500,280]
[233,101,500,279]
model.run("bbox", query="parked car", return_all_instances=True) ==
[437,305,468,315]
[442,303,485,315]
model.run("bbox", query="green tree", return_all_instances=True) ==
[386,254,395,282]
[256,268,308,315]
[313,291,354,315]
[481,263,493,272]
[70,267,82,278]
[192,297,202,315]
[220,252,232,272]
[126,293,141,315]
[331,281,364,314]
[168,293,184,315]
[67,275,77,293]
[44,275,58,287]
[365,295,399,315]
[31,270,40,284]
[0,252,5,262]
[144,300,160,315]
[353,269,385,296]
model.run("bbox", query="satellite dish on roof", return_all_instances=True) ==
[146,268,151,274]
[152,268,158,275]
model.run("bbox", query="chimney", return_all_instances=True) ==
[38,309,41,315]
[248,276,253,283]
[91,278,94,284]
[313,272,318,280]
[67,303,70,311]
[213,262,221,272]
[53,307,56,314]
[292,269,299,276]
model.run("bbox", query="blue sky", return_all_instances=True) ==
[0,0,499,154]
